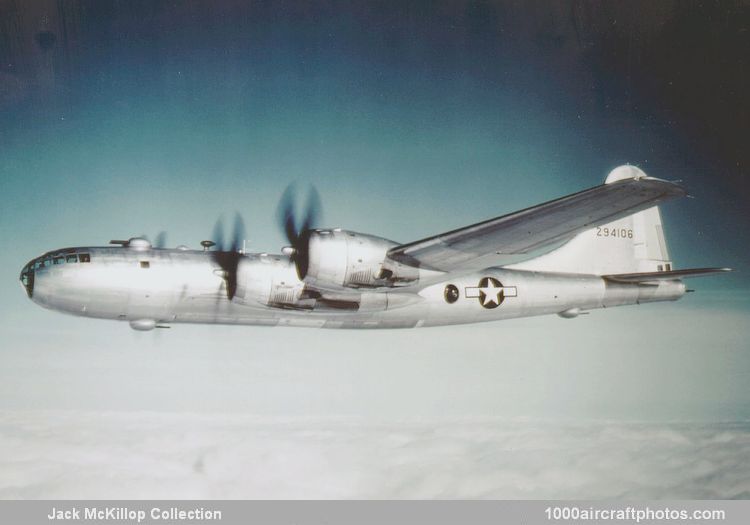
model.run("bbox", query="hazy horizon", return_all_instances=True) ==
[1,1,748,499]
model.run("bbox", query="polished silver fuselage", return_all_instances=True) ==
[21,246,685,329]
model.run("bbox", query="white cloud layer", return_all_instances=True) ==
[1,411,749,499]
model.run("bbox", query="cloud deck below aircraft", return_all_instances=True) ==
[0,411,748,499]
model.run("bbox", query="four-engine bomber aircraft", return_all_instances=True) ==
[20,166,730,330]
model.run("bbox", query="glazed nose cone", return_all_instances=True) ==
[20,259,35,298]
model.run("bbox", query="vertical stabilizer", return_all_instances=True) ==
[507,166,674,276]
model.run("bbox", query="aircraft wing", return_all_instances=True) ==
[387,176,686,272]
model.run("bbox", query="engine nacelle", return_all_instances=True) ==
[235,256,309,308]
[305,229,416,288]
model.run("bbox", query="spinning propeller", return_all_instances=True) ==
[111,184,321,302]
[276,184,322,279]
[152,231,167,249]
[207,213,246,300]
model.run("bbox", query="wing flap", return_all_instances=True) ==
[387,177,686,272]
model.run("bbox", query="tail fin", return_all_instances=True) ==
[509,166,677,276]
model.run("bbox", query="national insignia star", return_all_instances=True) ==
[479,278,504,306]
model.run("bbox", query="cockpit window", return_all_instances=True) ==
[53,256,64,265]
[66,254,78,263]
[79,253,90,263]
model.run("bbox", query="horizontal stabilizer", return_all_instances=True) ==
[603,267,731,283]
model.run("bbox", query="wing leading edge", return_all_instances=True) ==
[387,176,687,272]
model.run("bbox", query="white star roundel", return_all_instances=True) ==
[465,277,518,309]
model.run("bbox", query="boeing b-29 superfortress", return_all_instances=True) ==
[20,166,730,330]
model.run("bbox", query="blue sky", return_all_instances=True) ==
[0,2,748,423]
